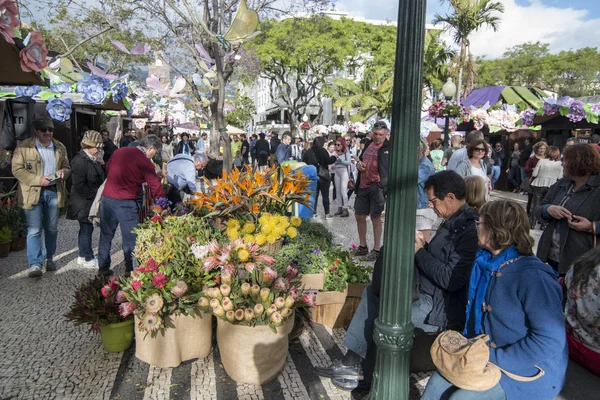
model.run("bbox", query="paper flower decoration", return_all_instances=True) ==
[46,98,73,122]
[520,109,536,127]
[111,82,128,103]
[76,75,110,93]
[50,82,72,94]
[568,100,586,123]
[82,84,107,105]
[0,0,20,44]
[14,85,41,97]
[19,31,48,72]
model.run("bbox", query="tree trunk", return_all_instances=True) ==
[457,41,466,103]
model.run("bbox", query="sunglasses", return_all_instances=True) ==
[336,143,342,146]
[39,127,54,133]
[474,147,486,152]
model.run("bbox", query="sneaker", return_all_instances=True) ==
[45,260,57,272]
[334,207,343,216]
[82,258,98,269]
[98,268,113,277]
[77,257,85,265]
[340,208,350,218]
[353,246,369,257]
[331,377,360,391]
[28,266,43,278]
[366,249,380,262]
[315,360,364,380]
[325,214,334,220]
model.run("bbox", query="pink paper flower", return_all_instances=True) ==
[19,31,48,72]
[151,272,168,289]
[119,302,137,317]
[132,280,142,291]
[0,0,20,44]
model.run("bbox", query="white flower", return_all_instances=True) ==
[191,244,209,260]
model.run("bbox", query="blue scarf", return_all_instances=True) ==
[463,245,520,336]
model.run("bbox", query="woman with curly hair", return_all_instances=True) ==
[423,199,568,400]
[535,143,600,274]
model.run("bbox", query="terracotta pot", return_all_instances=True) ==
[10,236,26,251]
[0,241,11,258]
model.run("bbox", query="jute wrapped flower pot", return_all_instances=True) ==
[135,312,212,368]
[217,315,294,385]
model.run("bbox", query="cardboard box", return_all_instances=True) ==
[347,283,368,298]
[315,285,348,305]
[300,272,326,290]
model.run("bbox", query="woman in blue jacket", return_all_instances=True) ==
[423,199,568,400]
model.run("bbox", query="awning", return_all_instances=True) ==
[226,125,246,135]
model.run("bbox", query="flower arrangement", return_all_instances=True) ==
[274,241,328,275]
[188,166,312,221]
[428,100,463,119]
[65,276,131,332]
[537,96,600,125]
[0,0,20,44]
[224,213,302,244]
[299,121,311,131]
[196,239,313,331]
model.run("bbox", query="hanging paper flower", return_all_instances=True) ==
[19,31,48,72]
[0,0,20,44]
[568,100,586,123]
[76,75,110,93]
[50,82,72,94]
[14,85,41,97]
[111,82,128,103]
[82,84,107,105]
[592,104,600,114]
[46,98,73,122]
[520,109,536,127]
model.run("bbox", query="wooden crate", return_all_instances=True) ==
[300,272,326,290]
[310,286,348,328]
[347,283,367,298]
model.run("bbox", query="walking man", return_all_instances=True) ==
[100,129,117,163]
[353,121,389,261]
[276,132,293,165]
[98,135,165,276]
[12,117,71,277]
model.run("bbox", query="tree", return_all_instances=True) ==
[249,16,357,134]
[423,30,457,97]
[225,91,256,128]
[433,0,505,101]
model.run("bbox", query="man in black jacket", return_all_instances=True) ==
[353,121,389,261]
[315,170,478,391]
[100,129,118,164]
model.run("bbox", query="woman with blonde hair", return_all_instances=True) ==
[423,199,568,400]
[464,175,487,212]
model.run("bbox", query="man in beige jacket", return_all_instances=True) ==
[12,117,70,277]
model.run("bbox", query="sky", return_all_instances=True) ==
[334,0,600,59]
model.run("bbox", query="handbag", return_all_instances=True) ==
[308,149,330,181]
[430,330,544,391]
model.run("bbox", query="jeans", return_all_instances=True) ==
[98,196,140,273]
[344,285,438,358]
[314,179,331,215]
[520,167,526,186]
[24,187,59,267]
[422,371,506,400]
[491,166,501,190]
[78,221,95,261]
[331,173,336,201]
[334,168,349,208]
[507,166,521,190]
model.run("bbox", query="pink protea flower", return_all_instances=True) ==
[212,305,225,317]
[289,287,300,300]
[0,0,20,44]
[241,282,251,296]
[244,262,256,273]
[256,254,275,265]
[221,264,235,277]
[132,280,142,291]
[274,277,289,291]
[202,256,220,271]
[19,31,48,72]
[109,277,120,291]
[101,286,112,298]
[274,297,285,309]
[285,265,298,280]
[270,311,283,327]
[119,302,137,317]
[207,239,220,254]
[145,293,164,313]
[150,214,162,223]
[262,266,278,283]
[145,258,159,272]
[301,293,317,308]
[221,271,232,285]
[197,297,210,308]
[266,304,278,316]
[220,284,231,297]
[244,308,254,322]
[151,272,168,289]
[114,291,127,304]
[234,309,245,321]
[280,308,292,318]
[284,295,295,309]
[171,281,188,298]
[209,298,221,309]
[222,297,234,311]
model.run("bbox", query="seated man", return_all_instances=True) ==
[315,170,479,391]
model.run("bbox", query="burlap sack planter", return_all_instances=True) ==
[216,315,294,385]
[134,312,212,368]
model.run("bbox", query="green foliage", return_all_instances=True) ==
[0,226,11,243]
[296,220,334,247]
[346,259,373,284]
[274,241,327,275]
[423,30,457,93]
[225,91,257,129]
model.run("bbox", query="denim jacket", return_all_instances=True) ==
[418,157,435,209]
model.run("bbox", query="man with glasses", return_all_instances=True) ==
[98,135,165,277]
[12,118,71,277]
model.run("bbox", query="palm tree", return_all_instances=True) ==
[423,30,457,99]
[433,0,505,101]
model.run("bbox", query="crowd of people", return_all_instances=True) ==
[9,116,600,398]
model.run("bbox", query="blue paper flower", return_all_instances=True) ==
[111,82,129,103]
[76,75,110,93]
[82,84,107,105]
[46,98,73,122]
[50,82,72,94]
[15,86,41,97]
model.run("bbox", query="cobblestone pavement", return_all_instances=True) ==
[1,191,598,399]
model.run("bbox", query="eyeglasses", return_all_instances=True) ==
[336,143,342,146]
[39,127,54,133]
[474,147,486,152]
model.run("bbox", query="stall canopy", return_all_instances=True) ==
[226,125,245,135]
[464,86,548,108]
[175,122,201,131]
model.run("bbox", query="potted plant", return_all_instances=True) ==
[120,213,220,368]
[7,197,26,251]
[65,276,134,352]
[196,238,314,384]
[0,226,11,257]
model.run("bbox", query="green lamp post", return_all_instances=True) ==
[370,0,427,399]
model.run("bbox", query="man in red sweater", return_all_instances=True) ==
[98,135,165,276]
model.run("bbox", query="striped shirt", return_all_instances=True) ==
[35,138,56,177]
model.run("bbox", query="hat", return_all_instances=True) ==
[373,120,389,130]
[33,117,54,130]
[81,130,104,148]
